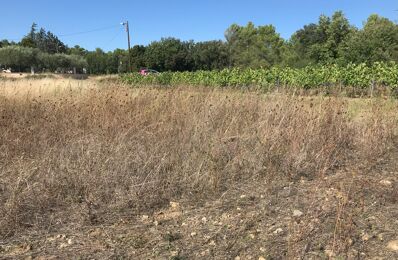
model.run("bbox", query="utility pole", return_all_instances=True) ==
[122,21,132,72]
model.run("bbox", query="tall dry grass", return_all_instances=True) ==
[0,79,396,238]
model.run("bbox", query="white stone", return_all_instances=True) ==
[387,240,398,251]
[293,210,303,217]
[170,201,180,208]
[380,180,392,186]
[362,233,370,241]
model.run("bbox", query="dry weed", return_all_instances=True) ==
[0,80,396,242]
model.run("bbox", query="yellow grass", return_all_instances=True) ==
[0,78,397,257]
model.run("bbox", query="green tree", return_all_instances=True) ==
[340,14,398,64]
[287,11,354,66]
[85,48,109,74]
[129,45,146,72]
[144,38,194,71]
[326,11,353,60]
[31,28,68,54]
[38,53,87,72]
[225,22,284,68]
[20,23,38,48]
[20,37,36,48]
[0,46,37,72]
[0,40,13,48]
[29,23,38,39]
[68,54,88,72]
[68,45,88,56]
[191,41,229,70]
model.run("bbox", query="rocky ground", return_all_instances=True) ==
[1,157,397,259]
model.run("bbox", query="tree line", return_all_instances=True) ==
[0,11,397,74]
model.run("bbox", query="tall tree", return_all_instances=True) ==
[44,31,67,54]
[85,48,109,74]
[340,14,398,64]
[225,22,284,68]
[191,41,229,70]
[129,45,146,72]
[144,38,194,71]
[22,25,68,54]
[20,23,38,48]
[288,11,354,66]
[326,11,354,61]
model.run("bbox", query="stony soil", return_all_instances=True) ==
[1,155,397,260]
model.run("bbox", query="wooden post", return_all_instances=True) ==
[370,78,375,97]
[124,21,132,72]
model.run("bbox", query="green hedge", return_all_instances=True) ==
[121,62,398,90]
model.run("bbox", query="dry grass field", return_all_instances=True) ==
[0,76,397,259]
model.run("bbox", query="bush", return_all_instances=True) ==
[121,63,398,92]
[0,46,88,73]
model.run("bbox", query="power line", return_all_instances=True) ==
[2,23,127,51]
[104,30,123,47]
[58,24,120,37]
[2,24,121,42]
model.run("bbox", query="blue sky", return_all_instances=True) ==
[1,0,397,51]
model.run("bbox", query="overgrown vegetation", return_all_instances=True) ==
[121,62,398,95]
[0,46,87,73]
[0,78,395,233]
[0,78,397,258]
